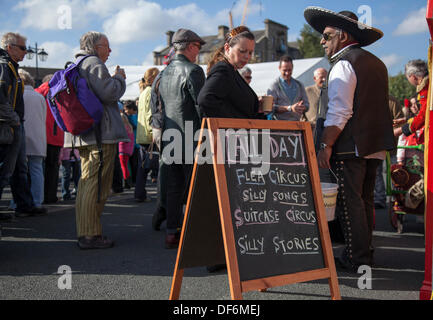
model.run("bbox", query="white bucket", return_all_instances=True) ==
[321,183,338,221]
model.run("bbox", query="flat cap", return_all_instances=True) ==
[172,28,206,45]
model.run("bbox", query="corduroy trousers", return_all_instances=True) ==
[75,144,116,238]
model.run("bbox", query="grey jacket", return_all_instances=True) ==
[267,77,309,121]
[63,52,128,148]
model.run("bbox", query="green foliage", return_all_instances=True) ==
[389,72,416,105]
[297,24,324,58]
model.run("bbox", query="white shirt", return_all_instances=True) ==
[325,45,386,160]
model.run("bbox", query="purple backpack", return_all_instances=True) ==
[47,55,103,135]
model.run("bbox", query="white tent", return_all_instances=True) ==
[111,57,330,101]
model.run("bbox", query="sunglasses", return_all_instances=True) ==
[11,44,27,51]
[244,76,252,80]
[191,43,201,50]
[321,32,339,41]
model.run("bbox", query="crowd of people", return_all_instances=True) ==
[0,6,428,274]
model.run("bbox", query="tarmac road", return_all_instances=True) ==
[0,182,426,301]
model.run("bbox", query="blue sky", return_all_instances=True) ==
[0,0,430,75]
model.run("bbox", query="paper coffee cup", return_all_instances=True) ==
[261,95,274,112]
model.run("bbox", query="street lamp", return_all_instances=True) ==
[26,42,48,86]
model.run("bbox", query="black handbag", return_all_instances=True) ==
[142,143,159,171]
[0,124,14,145]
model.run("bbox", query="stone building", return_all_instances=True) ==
[153,19,302,65]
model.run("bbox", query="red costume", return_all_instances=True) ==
[402,77,429,143]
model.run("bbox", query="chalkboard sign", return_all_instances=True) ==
[225,130,325,281]
[170,118,340,300]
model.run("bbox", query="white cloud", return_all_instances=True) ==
[380,54,402,69]
[394,7,429,36]
[85,0,137,17]
[14,0,89,31]
[103,2,223,44]
[102,1,263,44]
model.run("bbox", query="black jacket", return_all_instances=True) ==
[198,61,263,119]
[0,48,23,125]
[159,54,205,134]
[159,54,205,163]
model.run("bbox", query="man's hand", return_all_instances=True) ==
[318,147,332,169]
[291,100,307,115]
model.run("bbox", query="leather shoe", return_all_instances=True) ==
[77,235,114,250]
[165,233,180,249]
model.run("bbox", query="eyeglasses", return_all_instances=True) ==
[96,44,111,50]
[321,32,339,42]
[11,44,27,51]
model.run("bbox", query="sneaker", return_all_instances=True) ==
[77,235,114,250]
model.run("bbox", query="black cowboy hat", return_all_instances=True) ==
[304,6,383,47]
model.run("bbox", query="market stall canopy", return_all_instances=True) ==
[109,57,330,101]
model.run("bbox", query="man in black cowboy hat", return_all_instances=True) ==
[304,7,395,272]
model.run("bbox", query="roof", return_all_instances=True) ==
[111,57,330,101]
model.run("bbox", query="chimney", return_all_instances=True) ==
[166,31,174,46]
[218,25,229,39]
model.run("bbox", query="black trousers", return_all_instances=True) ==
[166,164,192,235]
[44,144,61,203]
[134,146,150,201]
[112,147,123,193]
[332,158,381,267]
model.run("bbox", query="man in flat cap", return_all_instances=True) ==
[304,7,395,272]
[158,28,206,249]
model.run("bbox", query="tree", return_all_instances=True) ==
[297,24,324,58]
[389,72,416,105]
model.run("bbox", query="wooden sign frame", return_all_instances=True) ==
[169,118,341,300]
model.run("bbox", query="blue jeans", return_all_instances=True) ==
[27,156,45,207]
[61,160,81,199]
[10,125,34,211]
